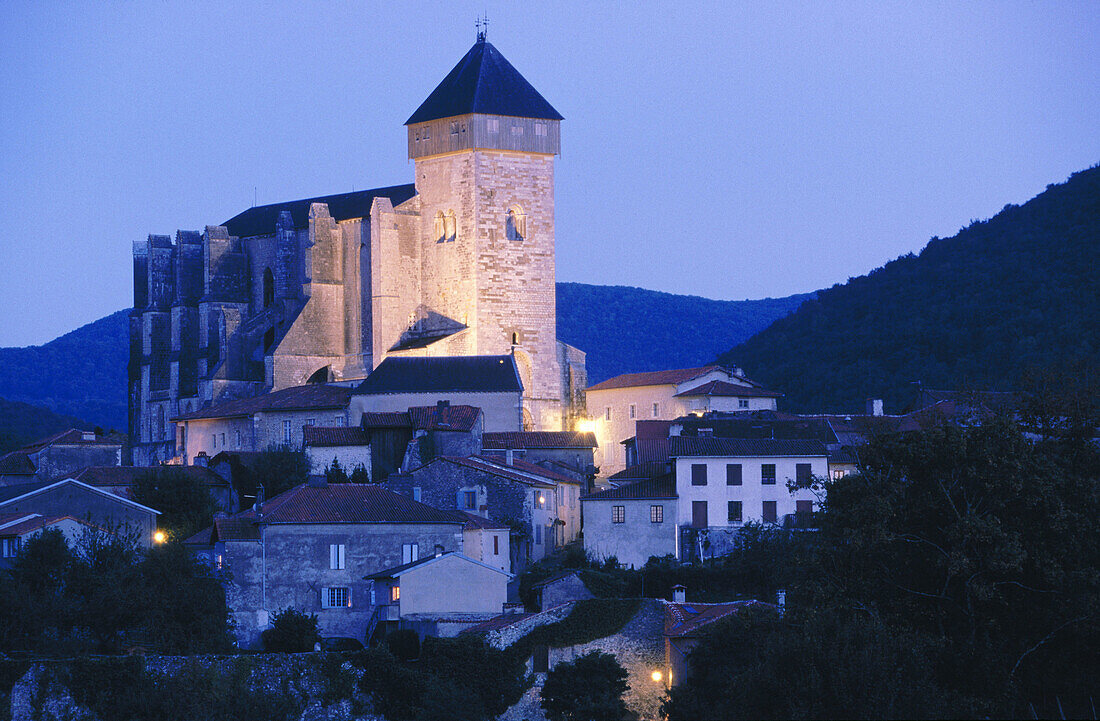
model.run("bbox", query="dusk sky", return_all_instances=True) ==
[1,1,1097,347]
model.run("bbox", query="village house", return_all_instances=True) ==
[350,356,524,432]
[481,430,597,479]
[0,429,125,487]
[364,551,513,638]
[0,513,101,568]
[183,480,465,648]
[587,366,780,477]
[303,426,372,477]
[384,454,581,570]
[0,478,160,547]
[172,383,352,463]
[451,510,511,573]
[353,402,483,480]
[581,475,678,568]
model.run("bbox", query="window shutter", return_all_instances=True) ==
[321,587,330,609]
[339,544,345,570]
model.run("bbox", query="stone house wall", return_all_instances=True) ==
[582,497,678,568]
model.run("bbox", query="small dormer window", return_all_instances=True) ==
[506,205,526,241]
[450,121,459,135]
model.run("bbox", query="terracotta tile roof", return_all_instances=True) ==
[173,384,352,421]
[407,405,481,432]
[0,514,91,537]
[255,483,464,526]
[448,510,510,530]
[582,475,676,501]
[303,427,371,447]
[482,431,597,449]
[360,411,413,428]
[607,461,671,483]
[0,452,36,475]
[67,465,230,488]
[669,437,827,458]
[432,457,556,489]
[474,455,581,485]
[674,380,782,398]
[587,366,726,392]
[664,600,771,638]
[355,355,522,394]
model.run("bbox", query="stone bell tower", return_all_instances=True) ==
[404,31,570,430]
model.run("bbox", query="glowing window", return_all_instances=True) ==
[505,206,526,241]
[391,585,400,602]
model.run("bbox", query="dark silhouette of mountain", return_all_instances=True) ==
[0,286,812,434]
[718,165,1100,413]
[0,397,96,455]
[0,310,130,431]
[557,284,811,384]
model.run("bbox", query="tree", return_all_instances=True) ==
[67,525,144,652]
[324,458,349,484]
[262,608,320,652]
[540,651,636,721]
[0,527,76,653]
[139,541,233,653]
[250,445,310,498]
[133,466,219,542]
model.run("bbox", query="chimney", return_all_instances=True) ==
[505,447,514,465]
[194,451,209,468]
[776,589,787,615]
[437,399,450,410]
[253,483,265,512]
[672,584,686,603]
[865,398,884,416]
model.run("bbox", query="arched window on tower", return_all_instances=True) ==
[263,268,274,308]
[434,212,446,243]
[444,210,456,242]
[506,205,526,241]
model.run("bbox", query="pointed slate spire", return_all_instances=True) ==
[406,39,563,125]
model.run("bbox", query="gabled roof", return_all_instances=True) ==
[408,405,481,432]
[355,356,522,395]
[668,437,827,458]
[365,551,514,580]
[248,483,463,526]
[448,510,510,531]
[607,461,672,484]
[473,455,582,485]
[67,465,230,488]
[675,380,782,398]
[482,431,597,450]
[174,384,352,421]
[0,478,160,515]
[427,456,555,489]
[581,475,676,502]
[222,184,417,239]
[664,600,772,639]
[406,39,563,125]
[0,514,94,537]
[0,451,36,476]
[587,366,728,392]
[674,415,839,445]
[18,428,120,451]
[183,515,261,545]
[303,427,371,447]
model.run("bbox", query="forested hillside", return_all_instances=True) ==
[0,310,129,431]
[0,285,809,435]
[557,283,810,384]
[0,398,95,455]
[719,165,1100,413]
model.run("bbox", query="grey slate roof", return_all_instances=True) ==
[669,437,827,458]
[222,184,417,239]
[354,356,522,394]
[406,40,563,125]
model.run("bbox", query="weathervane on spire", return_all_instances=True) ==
[475,14,489,42]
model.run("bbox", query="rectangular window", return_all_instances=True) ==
[493,535,500,555]
[329,544,345,570]
[652,402,659,418]
[306,418,315,427]
[235,430,241,448]
[335,416,346,427]
[535,492,546,510]
[650,504,663,523]
[511,124,523,136]
[391,585,400,602]
[796,463,812,484]
[738,399,749,409]
[629,404,636,419]
[726,463,742,486]
[691,463,708,486]
[612,505,625,523]
[832,469,846,480]
[535,524,542,544]
[450,120,459,135]
[487,117,499,133]
[535,123,547,136]
[412,487,421,502]
[763,501,778,523]
[322,587,351,608]
[283,420,292,443]
[761,464,776,485]
[212,434,216,448]
[605,407,611,421]
[728,500,743,523]
[220,433,225,447]
[215,553,223,569]
[796,500,813,518]
[1,538,19,558]
[402,543,419,564]
[692,501,708,528]
[464,490,477,510]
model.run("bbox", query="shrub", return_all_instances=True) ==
[540,650,636,721]
[262,608,320,653]
[385,628,420,661]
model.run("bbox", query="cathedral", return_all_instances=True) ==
[130,33,588,465]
